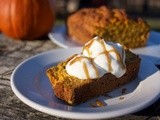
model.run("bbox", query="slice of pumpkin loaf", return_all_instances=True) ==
[67,6,150,48]
[46,50,140,105]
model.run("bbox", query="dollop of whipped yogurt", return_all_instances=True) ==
[66,54,105,79]
[66,36,126,79]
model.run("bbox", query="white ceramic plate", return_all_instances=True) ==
[11,48,160,119]
[48,26,160,64]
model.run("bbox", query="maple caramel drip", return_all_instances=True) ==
[90,100,106,107]
[98,39,114,72]
[98,51,113,72]
[69,56,88,65]
[121,48,125,61]
[83,61,90,79]
[69,55,98,79]
[90,59,99,78]
[104,51,113,72]
[111,47,125,69]
[95,100,105,107]
[83,39,94,57]
[67,54,78,62]
[99,38,106,51]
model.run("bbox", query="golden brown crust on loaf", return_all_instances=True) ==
[67,6,150,48]
[46,51,141,105]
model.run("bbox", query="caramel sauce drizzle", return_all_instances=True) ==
[90,100,106,107]
[83,61,90,79]
[111,47,125,70]
[97,51,113,72]
[69,55,99,79]
[90,59,99,78]
[68,37,125,79]
[82,39,94,57]
[69,56,89,65]
[95,100,105,107]
[99,39,113,72]
[97,38,125,71]
[122,48,124,61]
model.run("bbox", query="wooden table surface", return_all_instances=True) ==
[0,33,160,120]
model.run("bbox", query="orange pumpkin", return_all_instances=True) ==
[0,0,55,40]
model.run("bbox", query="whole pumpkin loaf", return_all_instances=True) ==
[46,37,141,105]
[67,6,150,48]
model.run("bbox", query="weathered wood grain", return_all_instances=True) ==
[0,34,159,120]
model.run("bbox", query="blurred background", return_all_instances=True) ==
[55,0,160,31]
